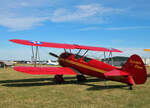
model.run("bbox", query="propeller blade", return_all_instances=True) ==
[49,52,59,58]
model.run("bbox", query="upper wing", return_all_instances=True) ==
[9,39,75,49]
[75,44,122,52]
[14,66,78,75]
[9,39,122,53]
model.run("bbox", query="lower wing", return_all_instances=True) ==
[14,66,77,75]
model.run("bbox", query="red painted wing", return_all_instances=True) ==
[9,39,75,49]
[14,66,77,75]
[9,39,122,53]
[75,44,122,52]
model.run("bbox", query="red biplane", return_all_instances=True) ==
[9,39,147,90]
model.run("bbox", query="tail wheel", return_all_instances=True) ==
[76,75,86,82]
[54,75,64,83]
[128,84,133,90]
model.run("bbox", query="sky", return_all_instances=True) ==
[0,0,150,60]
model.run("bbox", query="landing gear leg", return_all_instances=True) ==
[129,84,133,90]
[104,79,108,88]
[54,75,64,84]
[76,75,86,82]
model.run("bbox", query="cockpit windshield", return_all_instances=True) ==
[74,54,92,63]
[83,56,92,63]
[75,55,82,59]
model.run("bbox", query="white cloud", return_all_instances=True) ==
[80,26,150,31]
[106,26,150,30]
[0,17,48,31]
[50,4,123,23]
[0,0,53,31]
[0,0,59,8]
[80,27,101,31]
[0,1,124,31]
[0,1,149,31]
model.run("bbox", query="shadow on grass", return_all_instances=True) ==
[0,78,53,83]
[0,76,101,84]
[1,77,127,90]
[0,76,85,83]
[147,74,150,77]
[1,77,101,86]
[78,83,128,90]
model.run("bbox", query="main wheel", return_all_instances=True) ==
[54,75,64,84]
[76,75,86,82]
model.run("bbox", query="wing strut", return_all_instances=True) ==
[82,50,89,56]
[64,49,67,53]
[31,46,34,62]
[110,52,114,66]
[35,46,38,67]
[31,46,40,67]
[76,49,82,55]
[108,52,113,66]
[104,52,106,63]
[69,49,72,53]
[103,51,114,66]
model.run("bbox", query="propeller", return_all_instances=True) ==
[49,52,59,58]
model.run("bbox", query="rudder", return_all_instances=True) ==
[121,54,147,84]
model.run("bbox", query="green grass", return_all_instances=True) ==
[0,66,150,108]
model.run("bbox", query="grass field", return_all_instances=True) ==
[0,66,150,108]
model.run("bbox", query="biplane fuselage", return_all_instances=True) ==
[58,53,130,84]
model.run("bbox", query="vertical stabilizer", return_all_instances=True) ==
[121,54,147,84]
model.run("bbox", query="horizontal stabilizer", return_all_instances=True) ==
[104,69,129,77]
[14,66,78,75]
